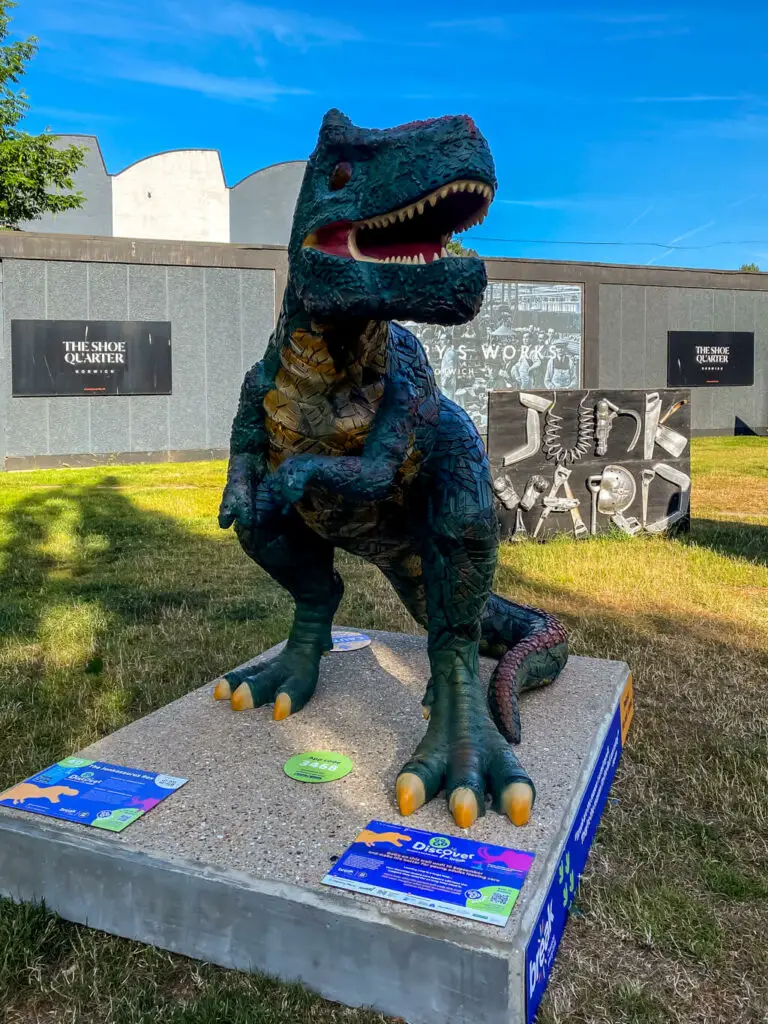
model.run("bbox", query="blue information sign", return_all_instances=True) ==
[0,757,187,833]
[323,820,534,926]
[525,675,634,1022]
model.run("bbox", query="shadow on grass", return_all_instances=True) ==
[1,478,767,1023]
[686,516,768,567]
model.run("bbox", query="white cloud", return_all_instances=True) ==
[110,60,311,102]
[173,2,364,48]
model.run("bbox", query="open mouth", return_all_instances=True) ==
[303,179,493,265]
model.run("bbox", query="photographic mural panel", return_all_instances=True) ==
[403,281,583,433]
[487,388,691,541]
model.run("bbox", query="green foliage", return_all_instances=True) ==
[0,1,86,228]
[739,262,760,272]
[446,237,480,257]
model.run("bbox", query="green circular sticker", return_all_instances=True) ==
[283,751,354,784]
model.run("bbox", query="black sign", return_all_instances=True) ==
[667,331,754,388]
[11,320,172,397]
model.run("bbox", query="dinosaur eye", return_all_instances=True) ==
[329,161,352,190]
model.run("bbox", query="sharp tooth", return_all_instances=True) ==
[467,182,476,193]
[417,252,426,264]
[416,201,425,214]
[428,194,438,207]
[441,246,449,257]
[440,187,449,198]
[398,209,407,222]
[407,206,415,219]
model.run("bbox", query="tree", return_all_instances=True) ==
[739,262,760,272]
[446,238,479,258]
[0,0,86,229]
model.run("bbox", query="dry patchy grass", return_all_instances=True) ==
[0,439,766,1023]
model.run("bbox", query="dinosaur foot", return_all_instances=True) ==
[213,643,322,720]
[396,707,535,829]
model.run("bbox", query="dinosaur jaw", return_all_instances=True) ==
[303,179,493,264]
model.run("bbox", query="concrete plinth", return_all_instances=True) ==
[0,630,632,1024]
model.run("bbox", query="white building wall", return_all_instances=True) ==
[112,150,230,242]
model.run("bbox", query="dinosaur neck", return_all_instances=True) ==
[279,273,389,381]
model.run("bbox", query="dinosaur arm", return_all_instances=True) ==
[266,371,417,507]
[219,335,281,529]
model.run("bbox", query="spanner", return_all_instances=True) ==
[641,468,656,528]
[587,475,602,536]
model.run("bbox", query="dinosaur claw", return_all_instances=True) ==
[502,781,534,826]
[449,787,479,829]
[213,678,232,701]
[422,706,430,720]
[273,693,292,721]
[231,683,255,712]
[396,773,425,816]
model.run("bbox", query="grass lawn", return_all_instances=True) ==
[1,437,766,1024]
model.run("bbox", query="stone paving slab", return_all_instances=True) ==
[0,629,632,1024]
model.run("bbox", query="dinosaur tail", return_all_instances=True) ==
[481,592,568,744]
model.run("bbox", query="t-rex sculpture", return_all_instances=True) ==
[215,109,568,829]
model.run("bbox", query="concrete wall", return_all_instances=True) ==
[32,136,113,237]
[1,235,766,470]
[112,151,230,243]
[598,284,767,435]
[230,162,305,246]
[485,257,768,436]
[22,136,306,246]
[0,238,279,468]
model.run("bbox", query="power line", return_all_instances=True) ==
[463,235,768,250]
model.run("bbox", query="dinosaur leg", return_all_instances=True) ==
[395,426,535,829]
[213,511,342,720]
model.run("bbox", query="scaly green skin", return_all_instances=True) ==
[217,109,568,825]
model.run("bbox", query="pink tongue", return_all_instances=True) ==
[313,223,352,257]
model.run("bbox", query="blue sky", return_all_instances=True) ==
[12,1,768,269]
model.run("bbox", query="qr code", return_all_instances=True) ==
[490,891,509,905]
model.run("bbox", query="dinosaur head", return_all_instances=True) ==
[289,109,496,326]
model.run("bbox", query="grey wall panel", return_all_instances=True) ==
[689,288,714,331]
[618,286,646,387]
[204,268,248,448]
[87,262,129,319]
[30,137,113,238]
[129,396,170,451]
[3,261,48,456]
[598,285,621,387]
[751,294,768,432]
[90,397,130,454]
[44,263,92,453]
[230,162,305,246]
[48,398,91,455]
[166,267,207,450]
[666,287,692,331]
[46,262,89,318]
[713,289,735,331]
[643,287,669,387]
[86,263,130,451]
[599,283,766,434]
[127,265,170,453]
[240,268,275,370]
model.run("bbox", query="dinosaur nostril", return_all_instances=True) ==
[329,162,352,190]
